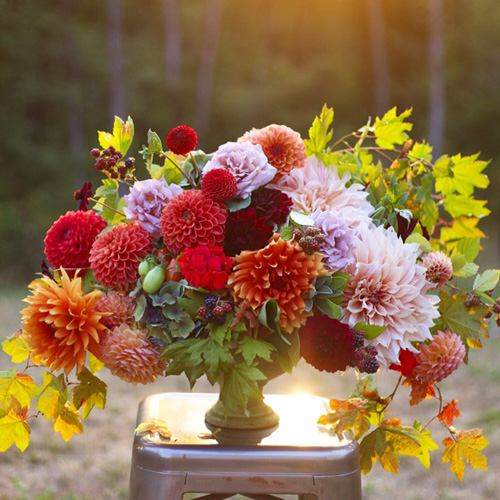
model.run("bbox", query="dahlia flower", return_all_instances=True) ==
[343,224,440,368]
[421,251,454,288]
[177,245,233,291]
[224,208,274,257]
[275,157,374,229]
[311,208,354,271]
[100,324,166,385]
[414,330,465,383]
[203,141,277,199]
[124,178,182,235]
[44,210,107,277]
[228,234,326,333]
[94,291,136,329]
[238,124,306,180]
[89,223,153,292]
[159,190,227,253]
[166,125,198,155]
[299,316,356,373]
[21,270,108,374]
[201,168,237,203]
[250,188,293,226]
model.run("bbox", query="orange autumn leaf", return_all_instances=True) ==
[442,428,488,481]
[404,377,436,406]
[439,400,461,427]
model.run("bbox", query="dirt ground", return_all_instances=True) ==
[1,291,499,500]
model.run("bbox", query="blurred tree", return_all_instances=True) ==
[107,0,126,119]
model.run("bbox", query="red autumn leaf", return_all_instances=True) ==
[439,399,461,427]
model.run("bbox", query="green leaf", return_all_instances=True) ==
[72,367,107,420]
[373,107,413,150]
[456,238,481,263]
[354,322,387,340]
[147,129,163,153]
[98,116,134,156]
[258,299,281,334]
[225,196,252,212]
[304,104,334,156]
[207,315,233,345]
[454,261,480,279]
[445,194,490,218]
[409,141,433,163]
[237,337,275,365]
[220,363,266,413]
[93,179,126,224]
[290,211,315,226]
[406,233,432,253]
[314,297,342,319]
[473,269,500,293]
[441,217,485,243]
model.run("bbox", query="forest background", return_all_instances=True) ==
[1,0,499,285]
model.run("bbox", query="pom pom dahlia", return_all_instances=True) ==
[124,178,182,235]
[421,251,454,288]
[178,245,233,291]
[166,125,198,155]
[100,324,166,385]
[44,210,107,277]
[203,141,277,199]
[159,190,227,253]
[201,168,237,203]
[89,223,153,292]
[228,234,327,333]
[342,224,440,368]
[239,124,306,180]
[21,270,107,374]
[275,157,374,229]
[414,330,465,383]
[94,291,136,329]
[300,316,356,373]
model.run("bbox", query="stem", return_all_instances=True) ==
[330,132,357,151]
[189,152,203,181]
[89,197,126,217]
[164,154,197,188]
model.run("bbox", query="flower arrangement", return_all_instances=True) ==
[1,106,497,479]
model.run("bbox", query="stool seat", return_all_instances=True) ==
[129,393,362,500]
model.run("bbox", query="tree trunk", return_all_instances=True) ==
[428,0,445,158]
[367,0,391,117]
[194,0,224,148]
[163,0,182,123]
[107,0,126,120]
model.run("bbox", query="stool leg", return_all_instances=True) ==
[298,495,317,500]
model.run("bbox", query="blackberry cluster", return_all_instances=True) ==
[292,226,326,255]
[197,293,234,324]
[348,330,380,374]
[464,291,481,308]
[90,146,136,181]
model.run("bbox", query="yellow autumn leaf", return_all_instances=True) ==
[36,372,67,421]
[88,352,105,374]
[0,369,37,409]
[135,418,171,441]
[0,408,31,452]
[442,428,489,481]
[2,330,31,364]
[53,402,83,441]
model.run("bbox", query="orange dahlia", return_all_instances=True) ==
[239,124,306,181]
[94,291,135,329]
[100,324,167,385]
[21,270,108,374]
[89,223,153,292]
[228,234,326,333]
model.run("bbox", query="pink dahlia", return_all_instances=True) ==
[342,224,440,368]
[275,157,374,229]
[224,208,274,257]
[124,178,183,236]
[100,324,166,385]
[94,291,136,329]
[202,141,277,199]
[414,330,465,383]
[239,124,306,180]
[178,245,233,291]
[44,210,107,277]
[89,223,153,292]
[159,190,227,254]
[300,316,356,373]
[421,251,453,288]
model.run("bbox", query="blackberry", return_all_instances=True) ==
[90,148,101,158]
[204,293,218,309]
[95,157,106,170]
[308,239,321,252]
[221,301,233,313]
[493,303,500,314]
[107,157,117,167]
[125,157,135,169]
[197,306,208,318]
[465,292,481,307]
[353,333,365,349]
[205,311,215,322]
[305,226,319,237]
[111,171,119,179]
[364,358,379,374]
[103,148,112,157]
[298,237,308,248]
[292,228,303,240]
[212,306,225,317]
[215,314,226,324]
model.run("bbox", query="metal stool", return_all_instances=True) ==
[129,393,362,500]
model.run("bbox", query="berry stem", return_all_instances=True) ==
[164,154,197,189]
[189,152,203,182]
[89,197,126,217]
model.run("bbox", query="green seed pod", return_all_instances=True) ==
[142,266,166,294]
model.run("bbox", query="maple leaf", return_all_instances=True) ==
[53,402,84,441]
[0,407,30,452]
[442,428,488,481]
[36,372,68,421]
[439,400,461,427]
[135,418,171,441]
[71,367,107,420]
[2,330,31,364]
[403,377,436,406]
[0,369,37,409]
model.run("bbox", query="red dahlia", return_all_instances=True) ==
[224,207,274,257]
[201,168,237,203]
[166,125,198,155]
[44,210,107,277]
[178,245,233,291]
[89,223,153,292]
[300,316,355,373]
[159,190,227,254]
[250,188,293,225]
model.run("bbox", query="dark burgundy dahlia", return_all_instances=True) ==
[250,188,293,225]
